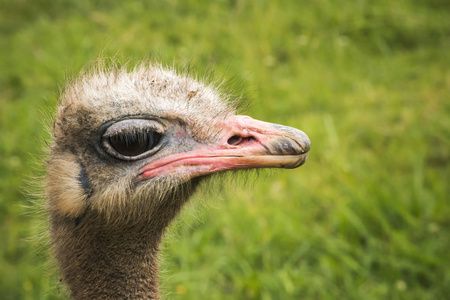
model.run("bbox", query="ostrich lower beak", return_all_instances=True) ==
[140,115,310,180]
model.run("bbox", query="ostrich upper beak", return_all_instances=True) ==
[140,115,310,180]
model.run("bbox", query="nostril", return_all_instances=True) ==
[227,135,243,146]
[227,135,258,146]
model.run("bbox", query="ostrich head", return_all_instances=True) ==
[45,64,310,299]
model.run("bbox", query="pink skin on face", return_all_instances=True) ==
[139,115,310,180]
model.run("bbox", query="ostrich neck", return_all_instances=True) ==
[49,211,172,300]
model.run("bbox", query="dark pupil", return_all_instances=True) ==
[109,131,160,157]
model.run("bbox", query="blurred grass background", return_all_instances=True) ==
[1,0,449,299]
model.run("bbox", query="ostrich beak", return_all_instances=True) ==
[140,115,310,180]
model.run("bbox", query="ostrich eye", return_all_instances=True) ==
[101,119,164,160]
[109,131,161,157]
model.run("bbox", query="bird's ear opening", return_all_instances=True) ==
[46,156,88,218]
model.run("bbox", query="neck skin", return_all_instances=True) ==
[49,201,183,300]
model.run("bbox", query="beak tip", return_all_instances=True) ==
[300,133,311,153]
[283,152,309,169]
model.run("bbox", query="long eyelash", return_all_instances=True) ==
[116,129,148,145]
[125,131,144,145]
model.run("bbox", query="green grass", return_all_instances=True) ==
[1,0,449,299]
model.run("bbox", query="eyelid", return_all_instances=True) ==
[103,127,154,140]
[103,119,164,138]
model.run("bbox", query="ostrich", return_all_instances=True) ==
[45,63,310,299]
